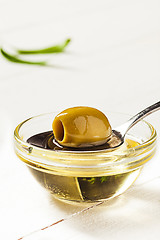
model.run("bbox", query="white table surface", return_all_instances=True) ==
[0,0,160,239]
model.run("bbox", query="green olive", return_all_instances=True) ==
[52,106,112,148]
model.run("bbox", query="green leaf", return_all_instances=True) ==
[88,177,96,184]
[17,38,71,55]
[28,147,33,153]
[81,177,96,184]
[100,176,109,183]
[1,48,47,65]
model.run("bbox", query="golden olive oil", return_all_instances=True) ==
[26,132,140,203]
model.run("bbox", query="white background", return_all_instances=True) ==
[0,0,160,239]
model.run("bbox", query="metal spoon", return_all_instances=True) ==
[108,101,160,149]
[51,101,160,152]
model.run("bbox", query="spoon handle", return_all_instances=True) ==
[116,101,160,137]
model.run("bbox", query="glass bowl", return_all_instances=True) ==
[14,111,157,204]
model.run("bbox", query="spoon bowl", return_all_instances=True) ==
[51,102,160,152]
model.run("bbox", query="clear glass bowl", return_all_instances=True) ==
[14,112,157,203]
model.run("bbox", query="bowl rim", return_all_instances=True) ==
[14,111,157,152]
[14,111,157,175]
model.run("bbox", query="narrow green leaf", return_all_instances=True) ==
[100,176,109,183]
[88,177,96,184]
[1,48,47,65]
[17,38,71,55]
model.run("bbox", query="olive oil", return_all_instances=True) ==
[26,132,141,203]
